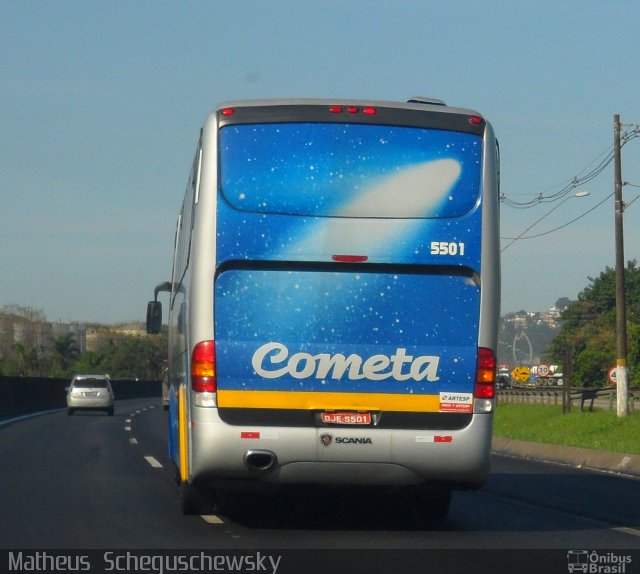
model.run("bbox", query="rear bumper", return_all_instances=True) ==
[67,397,114,409]
[189,409,492,490]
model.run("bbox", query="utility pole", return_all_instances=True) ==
[613,114,629,417]
[563,344,572,414]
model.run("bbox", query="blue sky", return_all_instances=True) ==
[1,0,639,324]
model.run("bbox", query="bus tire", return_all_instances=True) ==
[428,490,452,520]
[179,481,214,515]
[411,489,452,522]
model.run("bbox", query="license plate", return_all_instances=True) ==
[321,412,372,425]
[83,392,98,397]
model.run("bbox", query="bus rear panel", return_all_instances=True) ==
[163,99,500,513]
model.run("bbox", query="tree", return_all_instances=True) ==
[2,342,45,377]
[48,333,81,377]
[75,333,167,380]
[73,350,105,374]
[1,305,47,323]
[547,261,640,387]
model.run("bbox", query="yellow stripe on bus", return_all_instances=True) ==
[178,385,189,482]
[217,390,441,412]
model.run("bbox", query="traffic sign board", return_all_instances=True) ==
[608,367,617,384]
[537,364,550,377]
[511,366,531,382]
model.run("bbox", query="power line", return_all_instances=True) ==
[500,128,640,209]
[500,192,613,240]
[499,127,640,248]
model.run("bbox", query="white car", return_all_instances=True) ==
[66,375,115,416]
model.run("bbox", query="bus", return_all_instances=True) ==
[147,97,500,517]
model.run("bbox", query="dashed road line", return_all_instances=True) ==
[144,456,163,468]
[201,515,224,524]
[129,438,138,445]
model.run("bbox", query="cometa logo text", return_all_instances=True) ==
[252,342,440,382]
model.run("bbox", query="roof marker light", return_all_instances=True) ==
[221,108,235,117]
[329,105,343,113]
[469,115,483,125]
[362,106,377,115]
[346,106,359,114]
[332,255,368,263]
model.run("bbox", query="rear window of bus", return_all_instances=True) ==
[219,122,482,219]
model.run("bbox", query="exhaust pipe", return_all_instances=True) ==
[244,449,277,473]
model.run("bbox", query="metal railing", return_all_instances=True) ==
[497,386,638,412]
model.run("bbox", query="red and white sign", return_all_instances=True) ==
[537,364,550,377]
[608,367,618,384]
[439,392,473,413]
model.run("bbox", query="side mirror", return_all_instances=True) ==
[146,301,163,334]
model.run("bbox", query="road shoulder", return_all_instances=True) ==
[492,436,640,478]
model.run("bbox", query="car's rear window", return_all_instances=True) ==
[73,379,108,388]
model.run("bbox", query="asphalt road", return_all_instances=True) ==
[1,398,638,563]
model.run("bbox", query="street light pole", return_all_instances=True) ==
[613,114,629,417]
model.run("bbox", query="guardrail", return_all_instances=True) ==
[0,375,161,421]
[497,386,639,412]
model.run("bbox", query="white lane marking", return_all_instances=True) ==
[201,515,224,524]
[0,408,66,428]
[144,456,163,468]
[612,526,640,538]
[126,419,132,423]
[124,426,131,431]
[129,438,138,445]
[486,488,640,539]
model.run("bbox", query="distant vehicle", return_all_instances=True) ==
[497,375,510,390]
[66,375,115,416]
[147,97,500,517]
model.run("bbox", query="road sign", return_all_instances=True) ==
[537,364,550,378]
[608,367,617,384]
[511,366,531,383]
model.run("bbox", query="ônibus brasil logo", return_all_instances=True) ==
[252,342,440,382]
[567,551,632,573]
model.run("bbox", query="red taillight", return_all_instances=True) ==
[332,254,368,263]
[192,340,216,392]
[221,108,235,117]
[474,347,496,399]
